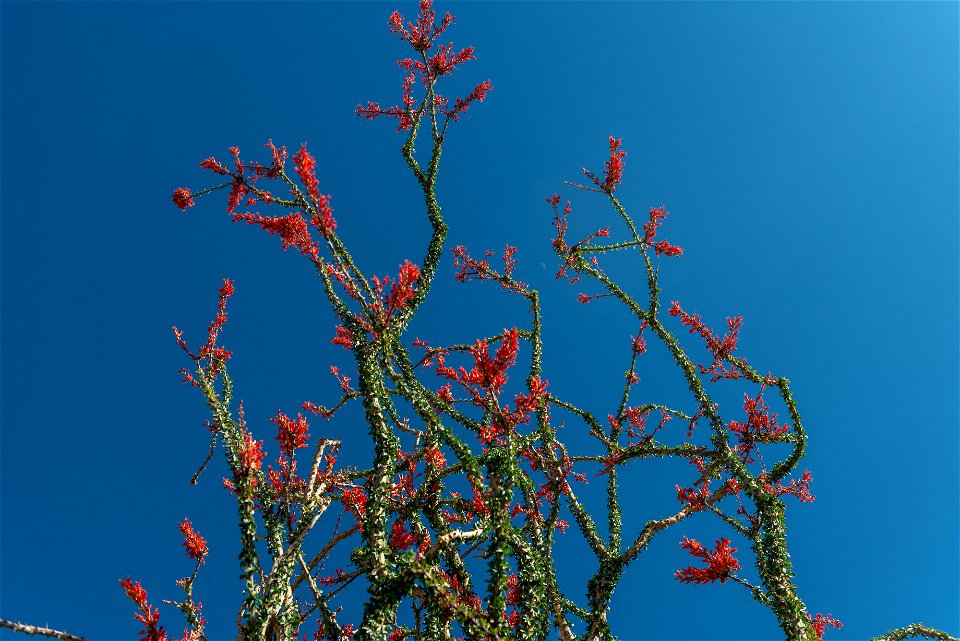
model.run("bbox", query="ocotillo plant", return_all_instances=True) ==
[0,3,954,641]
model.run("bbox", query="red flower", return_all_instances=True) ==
[669,301,744,380]
[119,578,168,641]
[271,411,310,457]
[238,432,265,480]
[426,43,475,79]
[424,446,447,469]
[763,469,816,503]
[602,136,626,192]
[643,207,683,257]
[120,577,148,609]
[226,180,247,215]
[385,260,420,314]
[643,206,668,243]
[436,328,520,396]
[292,143,336,237]
[513,376,548,416]
[583,136,627,193]
[810,613,843,640]
[388,0,454,53]
[676,483,712,511]
[199,156,229,175]
[175,278,236,377]
[172,187,194,211]
[369,261,421,328]
[469,481,489,517]
[332,325,355,350]
[390,520,418,550]
[445,79,493,122]
[178,518,208,563]
[675,537,741,584]
[727,389,791,462]
[232,211,320,262]
[631,324,648,354]
[653,240,684,257]
[436,384,454,404]
[341,486,368,527]
[292,143,319,198]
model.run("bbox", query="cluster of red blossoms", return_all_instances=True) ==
[173,278,235,385]
[120,520,208,641]
[120,578,166,641]
[147,2,865,639]
[452,245,523,291]
[582,136,627,194]
[178,518,208,563]
[727,388,792,463]
[674,536,741,584]
[669,300,743,381]
[375,259,421,321]
[172,187,194,211]
[435,329,519,398]
[355,0,491,130]
[271,411,311,458]
[643,206,684,256]
[171,140,335,267]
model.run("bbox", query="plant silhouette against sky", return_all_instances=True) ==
[0,3,955,641]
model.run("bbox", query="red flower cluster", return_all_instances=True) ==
[172,187,194,211]
[424,446,447,469]
[810,613,843,640]
[237,432,265,481]
[271,411,310,457]
[631,323,648,355]
[763,469,816,503]
[331,325,355,350]
[341,486,368,527]
[387,628,409,641]
[675,537,741,584]
[582,136,626,193]
[547,193,611,286]
[173,279,236,384]
[369,260,421,329]
[120,578,167,641]
[390,520,419,551]
[727,389,791,463]
[669,301,743,380]
[446,79,493,122]
[676,483,712,512]
[292,143,336,237]
[602,136,626,192]
[358,1,491,131]
[178,518,208,563]
[643,206,683,256]
[452,245,524,291]
[181,143,335,260]
[208,278,234,349]
[436,329,519,398]
[231,211,320,262]
[330,366,355,394]
[419,43,476,80]
[385,260,420,312]
[388,0,453,52]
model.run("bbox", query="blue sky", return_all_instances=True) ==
[1,2,957,640]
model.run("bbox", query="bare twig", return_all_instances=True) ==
[0,619,91,641]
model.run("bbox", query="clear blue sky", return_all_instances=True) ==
[2,2,957,640]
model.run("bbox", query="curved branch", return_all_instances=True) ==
[0,619,90,641]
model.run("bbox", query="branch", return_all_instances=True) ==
[0,619,91,641]
[871,625,959,641]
